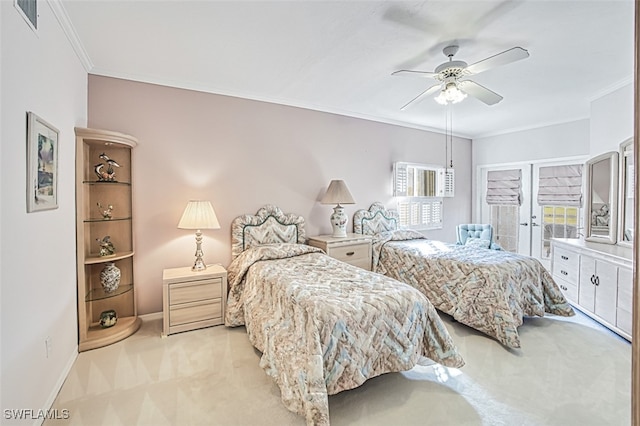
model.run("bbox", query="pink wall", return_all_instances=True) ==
[88,75,472,314]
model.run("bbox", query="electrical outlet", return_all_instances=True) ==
[45,336,52,358]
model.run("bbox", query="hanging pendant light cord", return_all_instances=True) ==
[449,106,453,169]
[445,104,454,169]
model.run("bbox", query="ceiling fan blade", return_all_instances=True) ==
[465,47,529,75]
[400,84,442,110]
[392,69,437,78]
[458,80,503,105]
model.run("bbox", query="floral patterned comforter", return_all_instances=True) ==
[372,230,574,349]
[225,243,465,425]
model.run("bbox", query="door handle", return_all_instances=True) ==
[519,222,529,226]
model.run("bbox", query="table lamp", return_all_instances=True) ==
[178,200,220,271]
[320,180,355,238]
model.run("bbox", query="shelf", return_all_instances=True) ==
[85,251,134,265]
[84,216,132,223]
[86,284,134,302]
[83,180,131,186]
[79,316,142,352]
[76,127,139,352]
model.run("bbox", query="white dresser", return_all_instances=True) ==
[551,238,632,340]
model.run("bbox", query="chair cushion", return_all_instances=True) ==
[456,224,493,245]
[465,237,491,249]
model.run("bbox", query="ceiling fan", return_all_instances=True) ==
[392,45,529,109]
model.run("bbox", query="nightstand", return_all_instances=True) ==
[162,264,227,337]
[307,233,372,270]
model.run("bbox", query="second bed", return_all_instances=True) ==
[354,202,574,349]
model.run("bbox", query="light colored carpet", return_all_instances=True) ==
[45,311,631,426]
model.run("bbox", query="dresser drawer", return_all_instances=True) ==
[169,278,222,305]
[327,242,370,263]
[170,299,222,326]
[552,246,579,285]
[553,276,578,303]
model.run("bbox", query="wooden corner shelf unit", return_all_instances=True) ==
[75,127,141,352]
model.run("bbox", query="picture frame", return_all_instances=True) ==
[15,0,37,33]
[27,112,59,212]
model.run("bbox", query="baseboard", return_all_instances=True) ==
[139,311,163,321]
[37,346,78,426]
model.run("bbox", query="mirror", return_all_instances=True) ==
[618,138,634,246]
[585,151,619,244]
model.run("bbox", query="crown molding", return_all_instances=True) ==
[48,0,93,72]
[88,67,472,139]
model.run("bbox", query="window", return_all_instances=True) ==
[541,206,580,259]
[490,205,519,252]
[397,198,443,230]
[537,164,583,259]
[393,162,448,230]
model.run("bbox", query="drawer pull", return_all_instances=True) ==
[346,251,355,256]
[561,270,568,276]
[561,255,568,260]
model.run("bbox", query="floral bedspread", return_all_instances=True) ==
[372,231,574,349]
[225,243,465,425]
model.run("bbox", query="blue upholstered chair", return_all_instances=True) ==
[455,224,502,250]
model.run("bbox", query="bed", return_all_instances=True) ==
[353,202,575,349]
[225,204,464,425]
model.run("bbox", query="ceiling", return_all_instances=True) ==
[59,0,635,139]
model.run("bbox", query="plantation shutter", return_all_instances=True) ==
[537,164,583,206]
[486,169,522,205]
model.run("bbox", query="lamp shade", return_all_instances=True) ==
[177,200,220,230]
[320,180,356,205]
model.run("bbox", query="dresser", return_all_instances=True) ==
[162,264,227,337]
[307,234,372,270]
[551,238,632,340]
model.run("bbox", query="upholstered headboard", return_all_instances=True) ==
[230,204,306,259]
[353,202,400,236]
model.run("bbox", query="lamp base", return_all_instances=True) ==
[191,257,207,272]
[330,205,348,238]
[191,229,207,271]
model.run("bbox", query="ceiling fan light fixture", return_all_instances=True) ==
[434,82,467,105]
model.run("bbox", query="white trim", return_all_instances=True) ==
[48,0,93,71]
[472,116,591,140]
[15,0,38,35]
[38,347,78,426]
[140,311,163,321]
[587,75,634,102]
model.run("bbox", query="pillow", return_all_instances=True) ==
[465,237,491,249]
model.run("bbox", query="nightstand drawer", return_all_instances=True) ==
[169,278,222,305]
[328,242,370,262]
[170,299,222,326]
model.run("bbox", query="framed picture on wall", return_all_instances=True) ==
[15,0,37,32]
[27,111,59,212]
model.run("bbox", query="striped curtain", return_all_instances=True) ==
[537,164,583,206]
[486,169,522,205]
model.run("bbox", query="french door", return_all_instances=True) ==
[480,164,532,255]
[479,158,586,270]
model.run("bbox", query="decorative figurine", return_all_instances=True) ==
[96,235,116,257]
[100,262,121,293]
[94,152,120,181]
[97,202,114,220]
[99,309,117,328]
